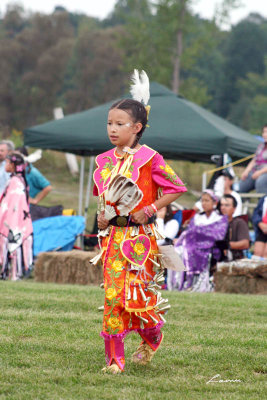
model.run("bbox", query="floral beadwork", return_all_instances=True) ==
[99,156,115,183]
[114,231,124,244]
[133,242,145,256]
[107,316,121,331]
[159,164,185,186]
[112,260,124,272]
[121,235,151,267]
[103,228,125,334]
[106,287,118,300]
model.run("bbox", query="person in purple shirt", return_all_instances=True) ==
[239,124,267,194]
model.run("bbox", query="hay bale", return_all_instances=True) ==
[34,250,102,285]
[214,260,267,294]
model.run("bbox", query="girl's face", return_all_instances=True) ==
[201,193,215,213]
[262,127,267,143]
[107,108,142,148]
[5,159,15,173]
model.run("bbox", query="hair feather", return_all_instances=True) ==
[130,69,150,105]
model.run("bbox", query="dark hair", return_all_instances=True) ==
[219,194,237,209]
[109,98,148,148]
[16,146,31,172]
[16,146,29,157]
[6,151,28,199]
[222,169,234,180]
[164,204,174,224]
[262,124,267,132]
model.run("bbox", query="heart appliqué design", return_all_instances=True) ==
[120,235,151,267]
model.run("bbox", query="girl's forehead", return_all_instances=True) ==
[108,108,132,120]
[202,194,212,200]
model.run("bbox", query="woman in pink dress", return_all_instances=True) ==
[0,152,33,280]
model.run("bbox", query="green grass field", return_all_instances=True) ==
[0,281,266,400]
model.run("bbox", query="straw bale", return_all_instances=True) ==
[34,250,102,285]
[214,260,267,294]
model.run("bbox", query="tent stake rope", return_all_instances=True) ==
[202,153,255,191]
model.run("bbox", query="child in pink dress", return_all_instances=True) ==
[93,71,187,373]
[0,152,33,280]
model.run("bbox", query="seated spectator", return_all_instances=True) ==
[252,195,267,258]
[219,194,250,260]
[194,170,242,217]
[16,147,52,204]
[0,152,33,280]
[222,171,242,217]
[239,124,267,194]
[175,190,228,292]
[156,205,180,291]
[0,140,15,195]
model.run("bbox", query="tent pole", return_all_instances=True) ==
[202,172,207,191]
[84,156,95,224]
[77,157,85,248]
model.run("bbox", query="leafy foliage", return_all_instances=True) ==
[0,1,267,136]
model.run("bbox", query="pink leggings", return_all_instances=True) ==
[103,325,163,371]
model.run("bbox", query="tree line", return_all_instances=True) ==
[0,0,266,137]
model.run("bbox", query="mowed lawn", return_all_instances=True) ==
[0,281,266,400]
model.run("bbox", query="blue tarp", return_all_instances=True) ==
[33,215,85,256]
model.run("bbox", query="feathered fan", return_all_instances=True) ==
[104,175,143,220]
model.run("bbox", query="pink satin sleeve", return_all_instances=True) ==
[151,153,187,195]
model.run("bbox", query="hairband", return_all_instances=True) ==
[203,189,218,202]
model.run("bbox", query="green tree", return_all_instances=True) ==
[63,26,126,113]
[218,17,266,117]
[229,58,267,132]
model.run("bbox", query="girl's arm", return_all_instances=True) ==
[241,159,255,180]
[98,193,183,227]
[132,193,182,224]
[252,165,267,180]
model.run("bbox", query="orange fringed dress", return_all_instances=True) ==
[93,145,187,337]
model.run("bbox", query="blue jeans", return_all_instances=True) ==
[239,171,267,194]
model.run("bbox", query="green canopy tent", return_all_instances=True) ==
[23,82,259,221]
[24,82,259,162]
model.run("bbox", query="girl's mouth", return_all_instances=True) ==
[110,135,118,140]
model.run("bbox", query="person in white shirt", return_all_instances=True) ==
[156,204,180,290]
[194,170,242,217]
[222,170,242,217]
[0,140,15,195]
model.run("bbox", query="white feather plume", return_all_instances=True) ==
[130,69,150,105]
[24,149,42,163]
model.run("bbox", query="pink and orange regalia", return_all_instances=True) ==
[93,144,187,372]
[0,174,33,280]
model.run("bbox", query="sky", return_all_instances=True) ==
[0,0,267,25]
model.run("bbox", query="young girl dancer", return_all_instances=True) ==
[0,152,33,280]
[92,70,187,373]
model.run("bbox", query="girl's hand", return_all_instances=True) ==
[252,170,261,180]
[97,211,109,230]
[241,171,249,181]
[131,209,149,225]
[29,197,38,205]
